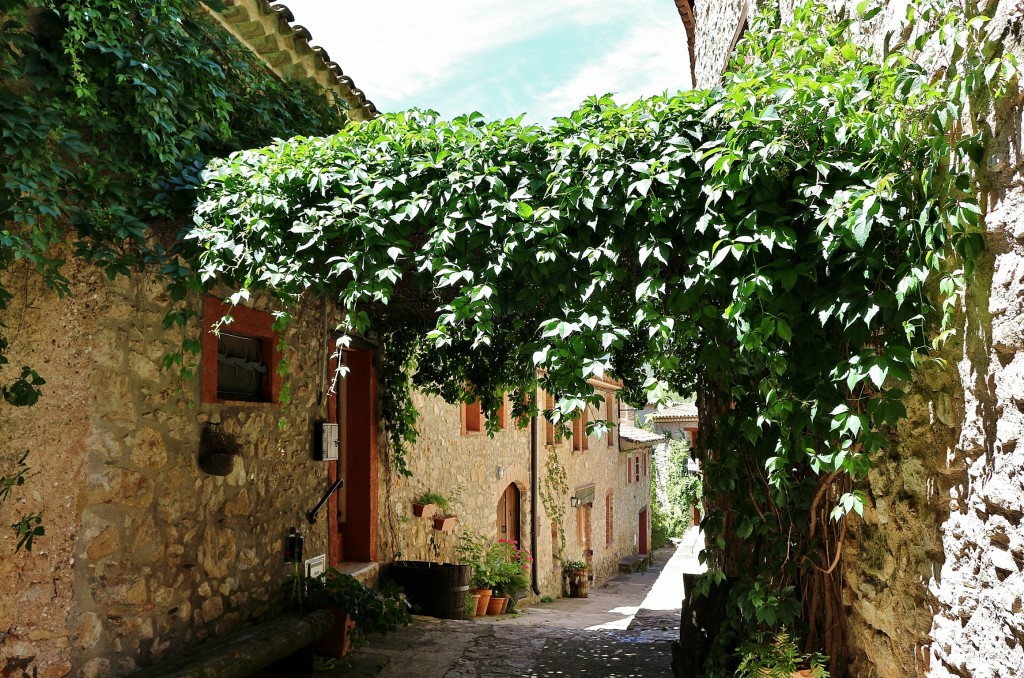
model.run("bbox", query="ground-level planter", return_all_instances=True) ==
[313,607,357,658]
[473,588,492,616]
[387,561,471,619]
[566,571,589,598]
[486,594,508,615]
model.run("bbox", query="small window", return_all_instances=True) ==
[202,297,280,404]
[544,391,556,445]
[462,401,483,434]
[496,393,508,431]
[635,454,641,483]
[643,451,648,478]
[605,393,616,448]
[572,411,588,452]
[627,457,633,484]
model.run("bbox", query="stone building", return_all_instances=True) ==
[375,379,660,598]
[0,1,377,676]
[0,3,662,676]
[680,1,1024,676]
[645,402,699,448]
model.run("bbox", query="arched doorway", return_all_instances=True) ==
[497,483,521,546]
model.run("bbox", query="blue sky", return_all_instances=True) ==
[283,1,692,124]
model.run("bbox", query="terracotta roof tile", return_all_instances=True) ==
[618,426,666,444]
[648,402,699,420]
[209,0,378,121]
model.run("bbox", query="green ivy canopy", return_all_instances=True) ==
[193,2,1010,670]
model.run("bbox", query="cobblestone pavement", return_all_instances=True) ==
[314,529,706,678]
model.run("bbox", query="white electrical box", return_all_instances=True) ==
[318,423,339,461]
[305,554,326,578]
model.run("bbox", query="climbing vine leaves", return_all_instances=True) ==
[0,0,350,547]
[1,0,1017,666]
[190,2,1015,658]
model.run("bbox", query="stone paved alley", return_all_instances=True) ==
[296,528,705,678]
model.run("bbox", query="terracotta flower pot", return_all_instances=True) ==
[486,594,507,615]
[473,588,492,616]
[499,595,509,614]
[469,593,481,617]
[314,607,357,658]
[413,502,438,518]
[433,516,458,531]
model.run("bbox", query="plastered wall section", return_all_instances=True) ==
[694,1,1024,676]
[0,258,341,677]
[375,388,653,599]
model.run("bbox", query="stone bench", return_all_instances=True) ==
[139,609,334,678]
[618,553,651,573]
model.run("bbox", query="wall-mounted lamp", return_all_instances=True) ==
[569,496,580,508]
[497,465,505,480]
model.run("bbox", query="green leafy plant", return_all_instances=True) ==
[562,559,588,574]
[0,452,44,552]
[413,492,450,512]
[458,532,532,594]
[736,628,829,678]
[301,569,411,645]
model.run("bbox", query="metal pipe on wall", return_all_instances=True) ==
[530,413,541,596]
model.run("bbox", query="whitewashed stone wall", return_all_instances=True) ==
[0,258,341,677]
[694,1,1024,675]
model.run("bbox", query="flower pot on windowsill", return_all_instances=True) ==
[433,516,458,531]
[413,502,438,518]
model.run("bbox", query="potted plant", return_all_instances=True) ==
[458,532,496,615]
[197,423,242,476]
[433,510,458,531]
[412,491,449,518]
[301,568,412,658]
[735,628,829,678]
[490,538,532,613]
[563,558,589,598]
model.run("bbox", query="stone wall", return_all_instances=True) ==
[0,258,342,676]
[692,1,1024,675]
[375,386,653,599]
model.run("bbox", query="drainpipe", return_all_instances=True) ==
[530,414,541,596]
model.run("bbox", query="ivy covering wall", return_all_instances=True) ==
[0,0,351,546]
[188,3,1015,673]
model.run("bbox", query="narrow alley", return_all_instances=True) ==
[324,529,704,678]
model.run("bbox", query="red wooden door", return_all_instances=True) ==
[638,508,649,554]
[328,346,378,565]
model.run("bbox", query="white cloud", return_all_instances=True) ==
[282,1,690,120]
[285,0,595,106]
[537,18,691,120]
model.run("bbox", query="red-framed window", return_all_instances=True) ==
[627,456,633,484]
[572,410,589,452]
[462,400,483,434]
[605,392,616,447]
[202,296,281,405]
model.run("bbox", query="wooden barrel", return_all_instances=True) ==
[387,561,471,619]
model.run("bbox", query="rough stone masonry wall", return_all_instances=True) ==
[694,2,1024,676]
[375,388,651,600]
[0,257,340,677]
